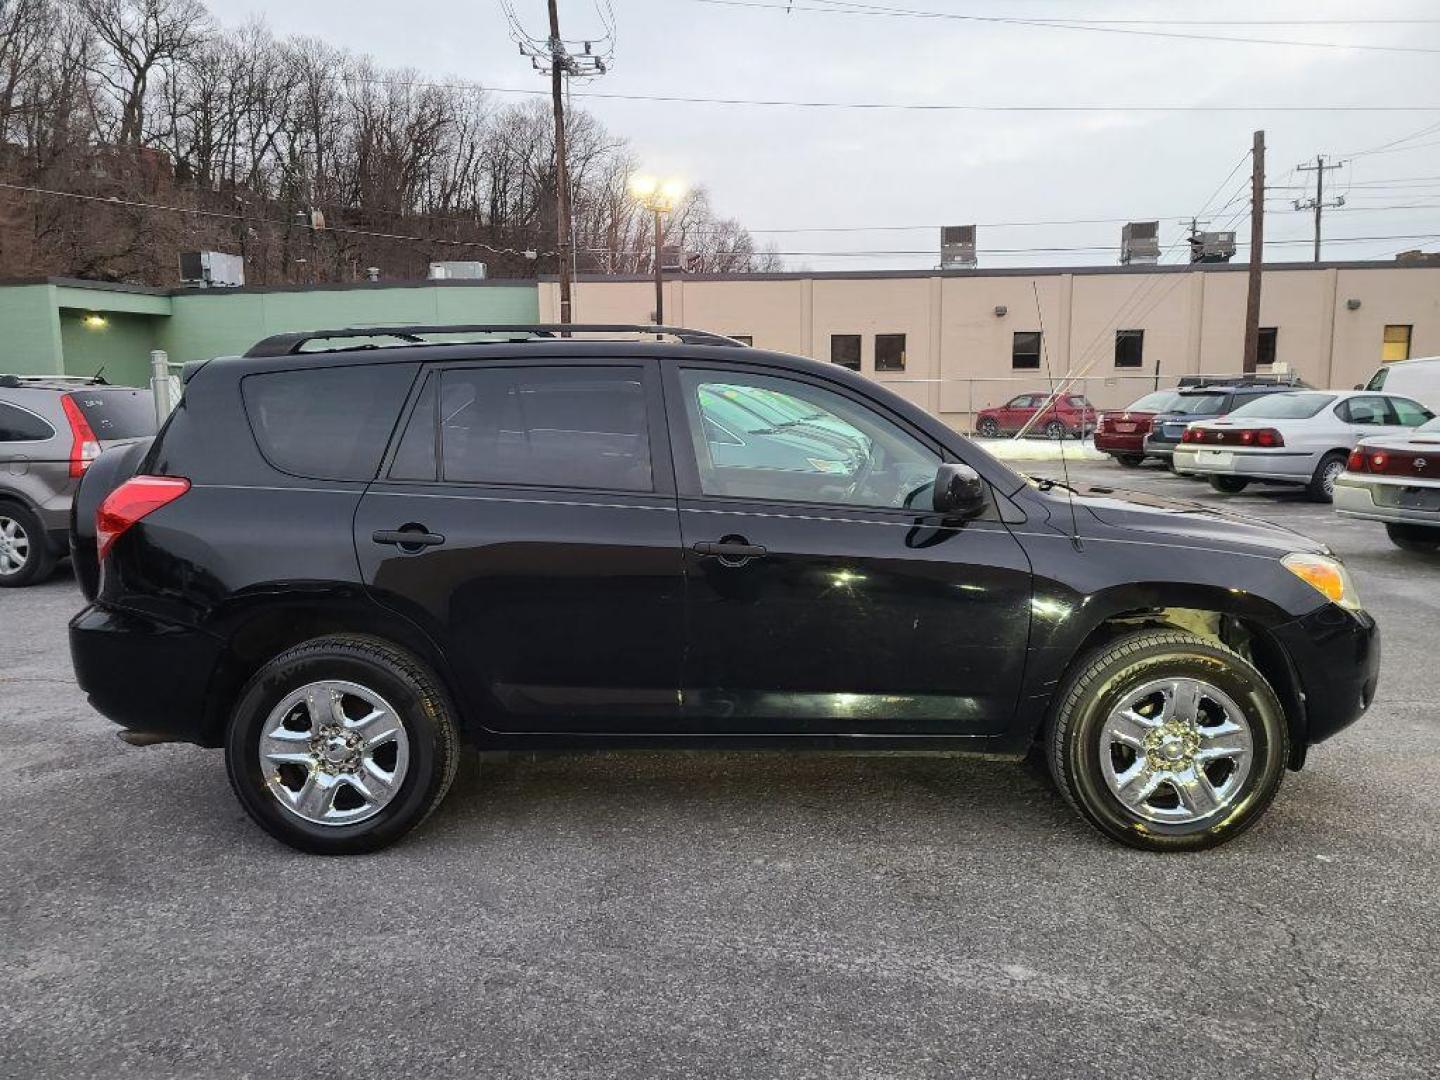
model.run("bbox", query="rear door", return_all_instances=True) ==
[354,357,686,734]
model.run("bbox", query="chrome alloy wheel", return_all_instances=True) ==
[0,516,30,576]
[258,680,410,826]
[1098,677,1254,825]
[1321,459,1345,498]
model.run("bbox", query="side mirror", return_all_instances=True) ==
[932,463,987,519]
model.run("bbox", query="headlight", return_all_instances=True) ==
[1281,552,1362,611]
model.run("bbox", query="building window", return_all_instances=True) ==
[1114,329,1144,368]
[1257,327,1278,367]
[831,334,861,370]
[731,335,753,347]
[875,333,906,372]
[1382,324,1412,363]
[1012,331,1042,370]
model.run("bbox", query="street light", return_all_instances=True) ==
[629,174,685,326]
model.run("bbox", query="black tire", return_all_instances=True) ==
[1044,420,1067,440]
[1208,475,1250,495]
[225,634,460,855]
[1115,454,1146,468]
[1386,522,1440,553]
[1047,629,1288,852]
[1307,450,1349,503]
[0,502,56,588]
[976,417,1001,438]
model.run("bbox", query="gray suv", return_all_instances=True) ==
[0,376,155,587]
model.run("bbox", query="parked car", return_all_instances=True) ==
[1093,389,1180,466]
[975,392,1096,439]
[70,324,1378,855]
[1143,381,1301,472]
[1360,355,1440,412]
[1333,415,1440,552]
[1175,390,1434,501]
[0,375,155,587]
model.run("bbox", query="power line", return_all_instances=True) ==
[683,0,1440,56]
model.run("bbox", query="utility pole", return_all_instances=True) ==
[546,0,573,327]
[652,205,665,325]
[1243,130,1265,374]
[1294,154,1347,263]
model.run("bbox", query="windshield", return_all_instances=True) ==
[1228,392,1336,420]
[1126,390,1180,412]
[65,389,156,440]
[1169,393,1227,415]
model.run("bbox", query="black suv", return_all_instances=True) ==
[1144,379,1303,471]
[69,325,1379,854]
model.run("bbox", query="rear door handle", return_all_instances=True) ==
[692,539,767,565]
[372,527,446,550]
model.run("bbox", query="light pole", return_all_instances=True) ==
[629,175,685,325]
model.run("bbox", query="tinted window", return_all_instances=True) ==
[390,374,437,480]
[1170,393,1227,415]
[66,389,155,440]
[0,402,55,442]
[242,364,417,480]
[439,366,651,491]
[1127,391,1179,412]
[1390,397,1433,426]
[1228,392,1335,420]
[1336,396,1389,426]
[680,370,940,510]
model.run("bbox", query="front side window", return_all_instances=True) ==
[831,334,861,370]
[0,402,55,442]
[680,370,941,510]
[1390,396,1434,426]
[1382,324,1412,363]
[875,333,906,372]
[438,366,652,491]
[1114,329,1144,369]
[1012,332,1042,370]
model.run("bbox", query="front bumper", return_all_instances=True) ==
[70,603,225,746]
[1272,604,1381,749]
[1334,474,1440,527]
[1172,445,1319,483]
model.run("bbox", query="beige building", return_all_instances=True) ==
[539,261,1440,429]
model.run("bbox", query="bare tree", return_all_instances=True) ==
[80,0,209,145]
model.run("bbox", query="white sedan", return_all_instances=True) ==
[1172,390,1435,502]
[1334,416,1440,552]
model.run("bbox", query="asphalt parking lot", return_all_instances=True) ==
[2,459,1437,1080]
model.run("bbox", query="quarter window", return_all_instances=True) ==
[438,366,652,491]
[831,334,861,370]
[1382,324,1412,363]
[1114,329,1144,369]
[1012,332,1042,370]
[0,402,55,442]
[875,334,907,372]
[1389,396,1433,426]
[679,370,941,510]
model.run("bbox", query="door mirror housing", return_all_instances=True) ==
[932,463,987,519]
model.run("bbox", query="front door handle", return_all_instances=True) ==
[372,526,446,552]
[692,538,767,566]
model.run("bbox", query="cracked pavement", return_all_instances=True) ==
[1,460,1437,1079]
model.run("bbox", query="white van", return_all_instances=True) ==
[1362,356,1440,412]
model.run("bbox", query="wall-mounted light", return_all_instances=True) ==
[82,313,107,330]
[1346,298,1362,311]
[994,305,1008,318]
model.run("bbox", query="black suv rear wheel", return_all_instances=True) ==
[225,635,460,854]
[1047,629,1288,851]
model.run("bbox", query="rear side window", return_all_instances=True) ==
[0,402,55,442]
[242,364,417,480]
[438,366,652,491]
[66,389,155,440]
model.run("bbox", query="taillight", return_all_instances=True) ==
[1182,428,1200,443]
[96,476,190,561]
[61,394,101,478]
[1347,449,1366,472]
[1236,428,1285,448]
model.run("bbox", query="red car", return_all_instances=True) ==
[975,392,1097,439]
[1093,389,1182,466]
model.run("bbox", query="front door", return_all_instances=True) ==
[355,358,685,734]
[665,363,1034,737]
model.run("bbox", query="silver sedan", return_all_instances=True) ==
[1172,390,1435,502]
[1334,416,1440,552]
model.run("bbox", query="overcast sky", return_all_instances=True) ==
[226,0,1440,271]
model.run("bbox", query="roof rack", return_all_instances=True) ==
[242,323,748,358]
[1175,373,1309,390]
[0,373,110,388]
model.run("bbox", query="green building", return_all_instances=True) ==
[0,277,541,387]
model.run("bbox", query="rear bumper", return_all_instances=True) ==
[1272,604,1381,749]
[1334,474,1440,527]
[69,603,224,746]
[1094,431,1146,454]
[1142,435,1177,459]
[1172,445,1319,483]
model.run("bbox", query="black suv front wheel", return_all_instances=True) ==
[1048,630,1288,851]
[226,635,460,854]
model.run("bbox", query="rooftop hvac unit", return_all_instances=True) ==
[1188,230,1237,264]
[1120,221,1160,265]
[661,245,689,272]
[178,250,244,288]
[940,225,977,269]
[428,261,488,280]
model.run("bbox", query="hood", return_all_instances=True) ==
[1050,482,1328,557]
